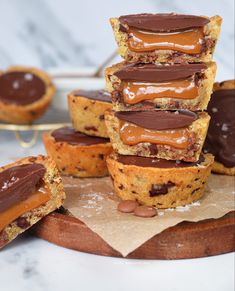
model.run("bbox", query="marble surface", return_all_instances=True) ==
[0,1,234,290]
[0,0,234,81]
[0,234,234,291]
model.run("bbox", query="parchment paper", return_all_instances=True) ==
[63,174,235,257]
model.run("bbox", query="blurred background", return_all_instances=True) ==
[0,0,234,81]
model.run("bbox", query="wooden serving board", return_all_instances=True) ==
[33,211,235,259]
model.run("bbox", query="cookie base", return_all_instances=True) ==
[43,132,113,177]
[68,92,112,138]
[106,153,214,208]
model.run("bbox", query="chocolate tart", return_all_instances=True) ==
[0,66,55,124]
[204,80,235,175]
[43,127,113,177]
[0,155,65,249]
[110,13,222,64]
[105,110,210,162]
[105,62,216,111]
[68,90,112,138]
[107,153,214,208]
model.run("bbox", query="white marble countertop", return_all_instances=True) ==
[0,233,234,291]
[0,0,234,80]
[0,132,234,291]
[0,1,234,290]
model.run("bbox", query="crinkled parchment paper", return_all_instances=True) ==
[62,174,235,257]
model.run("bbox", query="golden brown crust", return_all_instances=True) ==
[68,91,112,138]
[107,153,214,208]
[105,110,210,162]
[211,161,235,176]
[43,131,113,177]
[105,61,216,111]
[0,155,65,248]
[110,15,222,63]
[0,66,55,124]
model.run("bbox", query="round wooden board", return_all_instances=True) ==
[33,211,235,259]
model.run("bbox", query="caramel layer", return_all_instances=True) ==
[122,77,198,104]
[119,121,189,149]
[0,187,51,232]
[128,28,204,54]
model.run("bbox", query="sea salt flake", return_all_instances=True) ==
[24,73,33,81]
[158,211,164,216]
[221,123,228,131]
[12,81,19,89]
[176,205,190,212]
[212,107,218,113]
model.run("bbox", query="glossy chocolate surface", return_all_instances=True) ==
[205,88,235,167]
[114,63,206,83]
[74,90,111,103]
[52,127,109,145]
[0,164,45,213]
[115,110,197,130]
[119,13,209,32]
[0,71,46,105]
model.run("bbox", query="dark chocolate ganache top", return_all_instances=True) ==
[0,71,46,105]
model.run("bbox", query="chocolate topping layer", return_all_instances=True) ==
[205,88,235,167]
[52,127,109,145]
[0,72,46,105]
[117,154,204,168]
[114,63,206,82]
[119,13,210,32]
[0,164,46,213]
[74,89,111,103]
[115,110,197,130]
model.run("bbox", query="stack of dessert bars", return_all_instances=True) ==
[105,13,222,208]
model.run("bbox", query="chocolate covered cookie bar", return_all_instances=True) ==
[110,13,222,63]
[106,62,216,111]
[105,110,210,162]
[0,156,65,249]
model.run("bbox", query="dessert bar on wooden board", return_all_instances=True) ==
[104,12,223,209]
[0,156,65,249]
[33,175,235,258]
[2,12,235,256]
